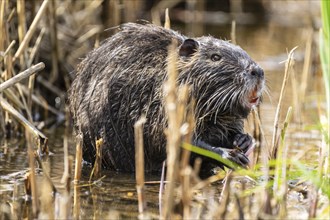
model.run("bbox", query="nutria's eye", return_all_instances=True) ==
[211,54,221,62]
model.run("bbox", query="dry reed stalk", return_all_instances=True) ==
[231,20,237,45]
[215,172,232,218]
[300,30,313,103]
[111,0,121,26]
[48,0,59,84]
[61,125,72,192]
[74,134,83,182]
[289,61,300,121]
[17,0,26,44]
[274,106,292,218]
[27,74,35,117]
[164,8,171,29]
[6,7,15,24]
[17,0,26,67]
[36,76,66,100]
[134,116,147,214]
[195,0,205,36]
[90,138,103,181]
[16,83,33,122]
[0,98,47,142]
[13,0,49,63]
[182,167,192,219]
[270,47,297,158]
[180,101,195,172]
[28,28,45,66]
[77,26,103,44]
[19,85,62,116]
[176,85,191,181]
[251,107,261,167]
[159,161,166,216]
[73,185,81,220]
[251,108,269,163]
[252,108,272,216]
[0,62,45,92]
[27,27,54,112]
[1,86,25,109]
[162,42,182,218]
[0,0,5,51]
[0,40,16,63]
[151,0,181,26]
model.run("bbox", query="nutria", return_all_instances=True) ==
[68,23,265,174]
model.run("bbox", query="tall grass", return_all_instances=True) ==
[320,0,330,138]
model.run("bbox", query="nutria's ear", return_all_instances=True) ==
[179,39,199,57]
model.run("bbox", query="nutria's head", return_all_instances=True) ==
[177,37,265,120]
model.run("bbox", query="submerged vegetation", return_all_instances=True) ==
[0,0,329,219]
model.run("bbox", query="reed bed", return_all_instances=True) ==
[0,0,329,219]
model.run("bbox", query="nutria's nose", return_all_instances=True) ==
[250,66,264,78]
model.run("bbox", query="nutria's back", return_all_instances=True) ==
[69,23,265,173]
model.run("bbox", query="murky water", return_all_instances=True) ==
[0,5,325,218]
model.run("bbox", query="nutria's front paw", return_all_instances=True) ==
[233,133,253,154]
[211,147,249,168]
[228,149,249,168]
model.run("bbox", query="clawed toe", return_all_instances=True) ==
[233,133,253,154]
[229,149,249,168]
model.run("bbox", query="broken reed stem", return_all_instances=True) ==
[89,138,103,181]
[74,134,83,182]
[274,106,292,219]
[0,62,45,92]
[0,40,16,62]
[162,42,181,218]
[134,116,147,214]
[13,0,49,62]
[0,98,47,142]
[164,8,170,29]
[270,47,297,158]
